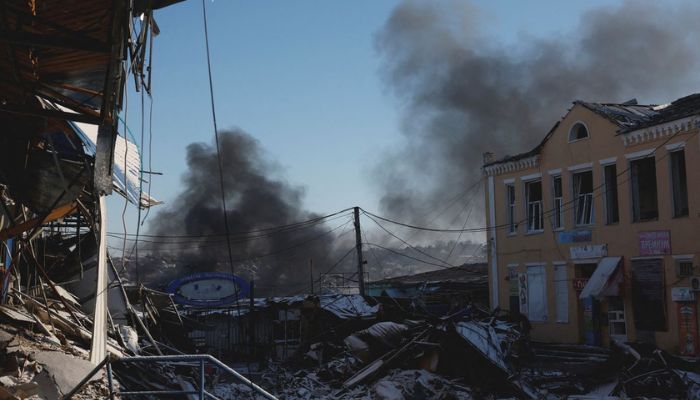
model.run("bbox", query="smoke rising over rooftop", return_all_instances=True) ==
[374,0,700,225]
[144,129,344,295]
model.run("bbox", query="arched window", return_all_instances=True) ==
[569,122,589,142]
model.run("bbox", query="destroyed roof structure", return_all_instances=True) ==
[482,92,700,168]
[368,263,488,316]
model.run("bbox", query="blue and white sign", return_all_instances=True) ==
[166,272,250,307]
[557,230,592,244]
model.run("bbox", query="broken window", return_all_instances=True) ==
[569,122,589,141]
[551,175,563,229]
[525,180,543,232]
[573,170,593,225]
[506,183,516,234]
[630,157,658,222]
[554,264,568,323]
[603,164,619,224]
[670,149,689,217]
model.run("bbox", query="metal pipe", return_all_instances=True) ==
[106,360,114,399]
[199,359,205,399]
[116,355,278,400]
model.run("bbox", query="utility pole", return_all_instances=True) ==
[353,207,366,296]
[309,258,314,295]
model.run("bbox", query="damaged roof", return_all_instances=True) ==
[575,99,658,130]
[483,93,700,168]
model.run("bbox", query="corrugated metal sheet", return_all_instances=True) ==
[70,119,160,208]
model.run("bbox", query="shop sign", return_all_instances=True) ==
[573,278,589,292]
[678,303,699,356]
[672,287,696,302]
[639,230,671,256]
[557,230,592,244]
[570,244,608,260]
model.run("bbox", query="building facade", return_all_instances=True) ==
[483,94,700,355]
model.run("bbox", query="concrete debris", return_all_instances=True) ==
[204,305,700,400]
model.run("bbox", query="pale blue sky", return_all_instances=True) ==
[108,0,625,239]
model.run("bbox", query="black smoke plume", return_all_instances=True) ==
[142,129,347,295]
[374,0,700,226]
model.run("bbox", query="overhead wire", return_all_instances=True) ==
[361,210,456,268]
[110,208,354,239]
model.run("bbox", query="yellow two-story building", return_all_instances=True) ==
[483,93,700,355]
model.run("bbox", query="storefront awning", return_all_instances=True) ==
[579,256,622,300]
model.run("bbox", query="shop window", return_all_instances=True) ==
[554,264,568,323]
[551,175,563,229]
[603,164,619,224]
[527,265,547,322]
[525,180,543,232]
[630,157,658,222]
[573,170,594,225]
[608,297,627,338]
[506,184,516,234]
[670,150,689,217]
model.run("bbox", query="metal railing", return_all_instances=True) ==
[63,354,278,400]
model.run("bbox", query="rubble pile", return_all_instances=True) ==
[0,288,120,398]
[0,284,200,398]
[206,306,700,400]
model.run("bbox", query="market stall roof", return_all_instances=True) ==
[579,256,622,300]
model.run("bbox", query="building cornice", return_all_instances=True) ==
[482,155,539,176]
[620,115,700,146]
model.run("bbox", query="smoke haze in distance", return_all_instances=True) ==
[144,129,348,295]
[374,0,700,227]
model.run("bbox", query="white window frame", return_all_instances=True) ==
[524,179,543,233]
[628,155,659,222]
[568,121,590,143]
[668,148,689,218]
[551,175,564,230]
[572,169,594,226]
[506,183,517,234]
[608,297,627,340]
[601,161,619,225]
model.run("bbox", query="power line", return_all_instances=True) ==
[364,242,455,269]
[108,208,353,239]
[362,210,456,268]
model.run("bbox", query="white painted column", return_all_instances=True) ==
[90,194,108,364]
[488,176,499,309]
